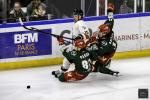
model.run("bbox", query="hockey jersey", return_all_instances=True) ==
[61,46,97,73]
[72,20,90,39]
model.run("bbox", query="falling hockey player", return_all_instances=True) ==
[89,3,119,76]
[52,37,97,82]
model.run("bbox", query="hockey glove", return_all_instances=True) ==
[57,36,64,45]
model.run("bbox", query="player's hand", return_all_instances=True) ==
[57,36,64,45]
[107,3,114,19]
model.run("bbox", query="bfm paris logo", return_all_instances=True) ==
[14,33,38,44]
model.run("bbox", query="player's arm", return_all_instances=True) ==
[104,19,114,30]
[105,3,115,30]
[57,39,74,59]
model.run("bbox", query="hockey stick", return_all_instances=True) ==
[18,18,74,40]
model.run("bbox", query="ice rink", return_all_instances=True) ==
[0,57,150,100]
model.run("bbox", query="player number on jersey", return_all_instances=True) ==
[82,60,89,70]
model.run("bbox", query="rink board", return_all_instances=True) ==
[0,49,150,70]
[0,13,150,70]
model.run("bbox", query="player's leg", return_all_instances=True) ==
[96,52,119,76]
[95,61,119,76]
[98,39,117,68]
[104,58,111,69]
[91,49,112,72]
[92,43,116,72]
[52,57,73,76]
[98,52,115,68]
[62,57,72,70]
[52,43,74,74]
[54,71,89,82]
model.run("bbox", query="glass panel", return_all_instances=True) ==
[85,0,96,16]
[145,0,150,12]
[0,0,2,11]
[108,0,134,14]
[137,0,142,12]
[47,0,81,19]
[99,0,105,16]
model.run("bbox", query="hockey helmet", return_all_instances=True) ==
[78,9,83,17]
[99,24,110,33]
[74,39,85,49]
[73,8,83,17]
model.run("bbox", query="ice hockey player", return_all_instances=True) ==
[98,3,116,69]
[89,3,119,76]
[72,8,90,41]
[52,37,97,82]
[55,8,91,75]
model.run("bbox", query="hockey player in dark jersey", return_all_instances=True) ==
[89,4,119,76]
[98,3,117,68]
[52,37,97,82]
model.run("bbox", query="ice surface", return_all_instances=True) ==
[0,57,150,100]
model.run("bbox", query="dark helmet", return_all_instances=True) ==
[99,24,110,33]
[73,8,84,17]
[78,9,83,17]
